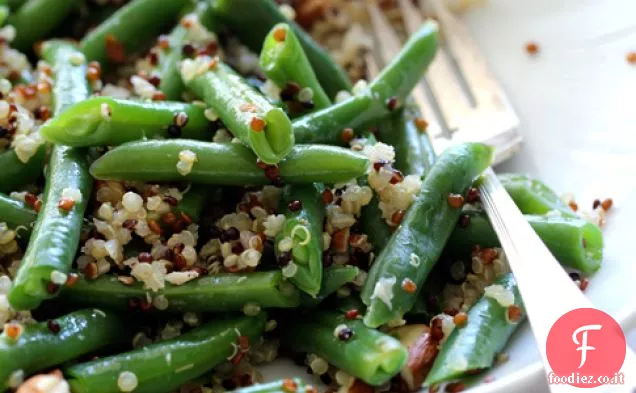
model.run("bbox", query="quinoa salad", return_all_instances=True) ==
[0,1,612,393]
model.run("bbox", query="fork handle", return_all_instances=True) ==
[479,168,636,391]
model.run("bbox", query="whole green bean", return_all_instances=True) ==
[0,192,36,229]
[9,41,93,311]
[280,310,408,386]
[0,308,129,389]
[424,273,525,386]
[0,146,46,194]
[89,140,369,185]
[260,23,331,110]
[8,0,79,51]
[361,143,493,328]
[39,97,212,146]
[211,0,351,99]
[61,271,300,312]
[276,184,324,296]
[499,173,577,218]
[183,60,294,164]
[230,379,306,393]
[448,211,603,274]
[65,314,267,393]
[292,22,438,145]
[80,0,189,65]
[150,2,216,100]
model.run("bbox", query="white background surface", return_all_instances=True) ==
[462,0,636,391]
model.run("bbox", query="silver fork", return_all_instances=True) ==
[364,1,636,391]
[364,0,521,164]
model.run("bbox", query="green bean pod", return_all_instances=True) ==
[39,97,212,146]
[361,143,493,328]
[8,0,79,51]
[0,192,36,229]
[90,140,369,185]
[175,184,209,222]
[280,310,408,386]
[211,0,351,99]
[80,0,189,65]
[292,22,438,145]
[0,308,129,389]
[300,265,359,308]
[499,173,577,218]
[65,314,267,393]
[424,273,525,386]
[0,146,46,194]
[184,61,294,164]
[276,184,324,296]
[9,41,93,311]
[150,2,216,100]
[448,211,603,274]
[229,379,306,393]
[61,271,301,312]
[260,23,331,110]
[0,1,8,25]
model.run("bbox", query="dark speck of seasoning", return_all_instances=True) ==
[582,238,587,248]
[47,319,61,334]
[301,100,315,110]
[459,214,471,228]
[373,160,388,172]
[222,380,237,391]
[592,199,601,210]
[46,282,59,294]
[167,124,181,137]
[182,43,196,58]
[288,200,302,212]
[337,326,353,341]
[386,96,398,111]
[208,226,222,239]
[278,251,292,266]
[322,252,333,267]
[222,227,240,242]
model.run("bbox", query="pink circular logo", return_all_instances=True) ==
[546,308,626,388]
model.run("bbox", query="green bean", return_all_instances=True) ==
[183,60,294,164]
[8,0,79,52]
[0,192,36,229]
[300,265,359,308]
[39,97,212,146]
[292,21,438,145]
[260,23,331,110]
[276,184,324,296]
[424,273,524,386]
[175,184,209,222]
[448,211,603,274]
[65,314,267,393]
[0,2,8,25]
[280,310,408,386]
[90,140,369,185]
[499,173,577,218]
[363,107,438,253]
[211,0,351,99]
[0,146,46,194]
[80,0,189,65]
[361,143,493,328]
[61,271,300,312]
[0,308,129,389]
[8,41,93,311]
[6,0,24,11]
[229,379,306,393]
[150,2,216,100]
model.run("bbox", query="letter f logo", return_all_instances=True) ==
[572,324,602,368]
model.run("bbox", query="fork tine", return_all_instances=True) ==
[419,0,511,113]
[397,0,472,132]
[364,0,443,138]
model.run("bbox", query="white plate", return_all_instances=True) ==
[262,0,636,391]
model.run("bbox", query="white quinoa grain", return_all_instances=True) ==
[309,356,329,375]
[49,270,68,286]
[278,3,296,20]
[370,276,396,310]
[204,107,219,122]
[281,261,298,278]
[100,102,112,120]
[122,192,143,213]
[117,371,138,392]
[484,284,515,307]
[277,236,293,252]
[242,302,261,316]
[153,295,170,310]
[183,312,200,327]
[298,87,314,103]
